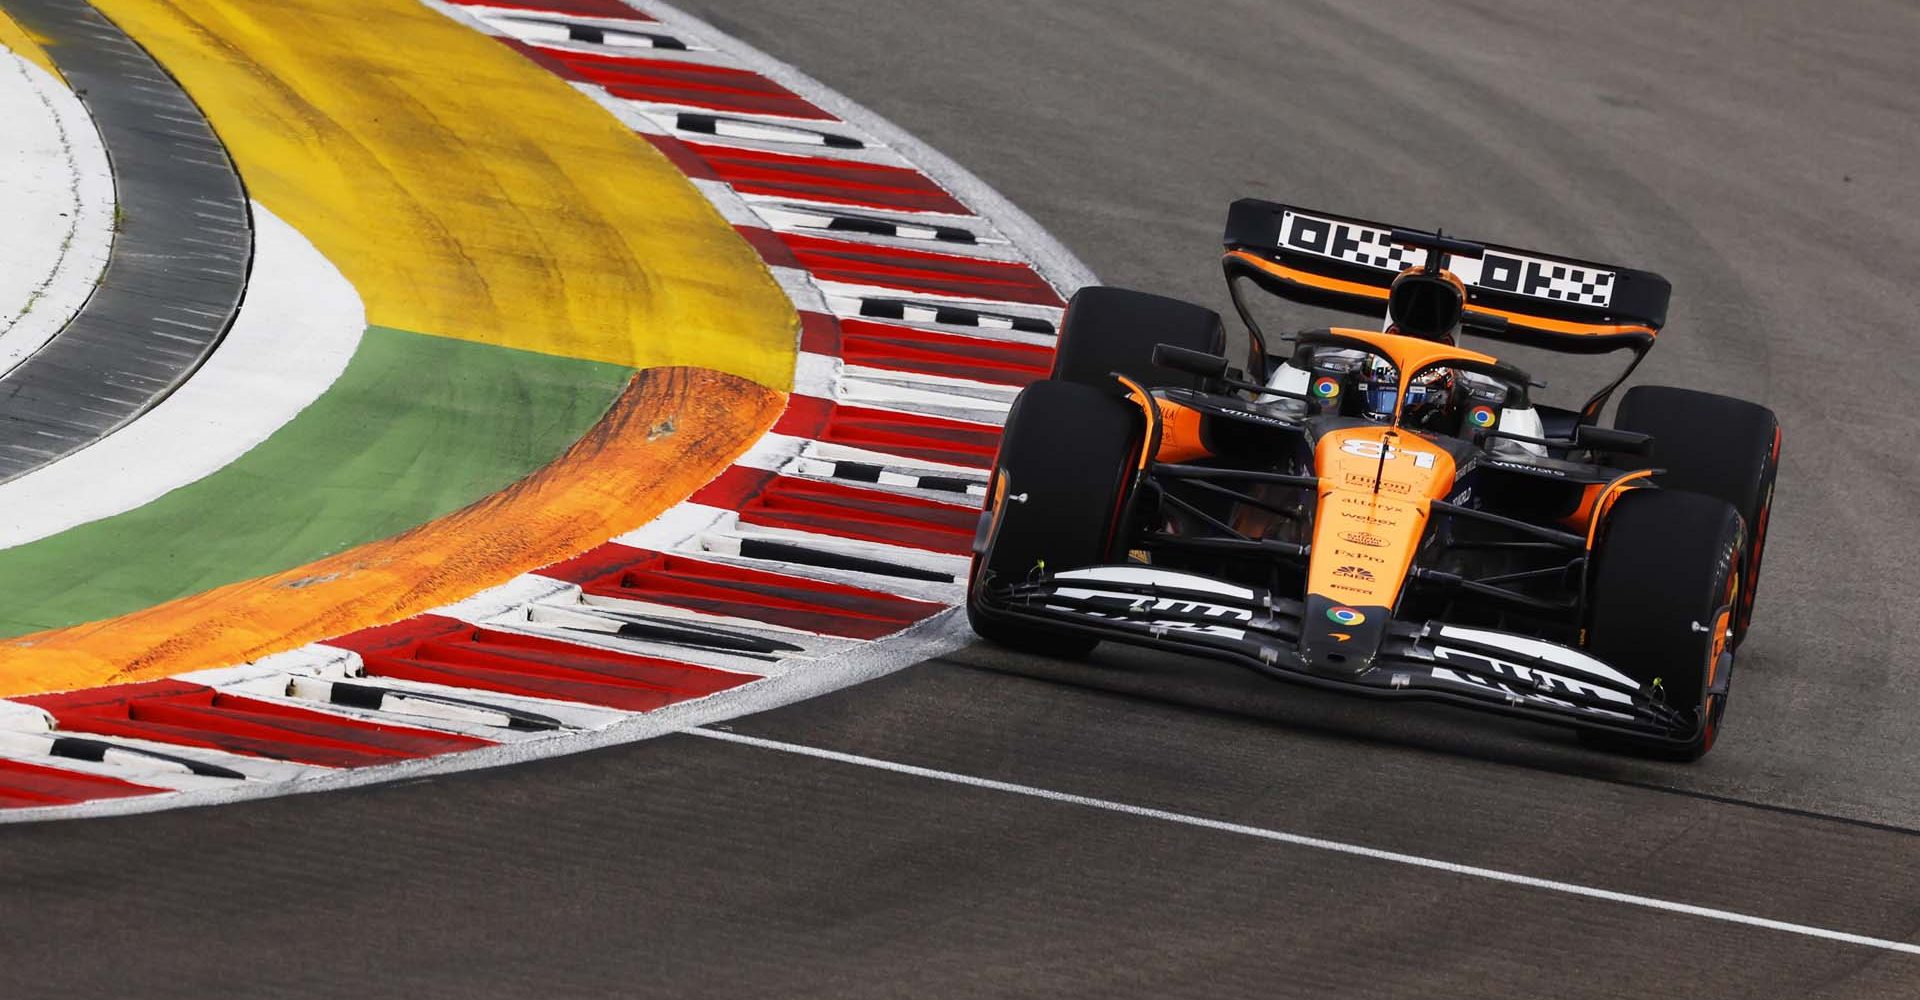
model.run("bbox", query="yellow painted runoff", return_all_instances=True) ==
[89,0,797,387]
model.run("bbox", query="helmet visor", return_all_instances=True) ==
[1362,380,1435,421]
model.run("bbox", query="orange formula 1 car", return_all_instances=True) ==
[968,201,1780,758]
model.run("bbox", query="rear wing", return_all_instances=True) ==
[1222,199,1671,356]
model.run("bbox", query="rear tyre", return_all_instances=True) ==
[1584,489,1744,760]
[1051,286,1225,393]
[968,380,1142,658]
[1614,385,1779,644]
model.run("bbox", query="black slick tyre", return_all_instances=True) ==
[968,379,1142,658]
[1051,286,1225,393]
[1613,385,1780,644]
[1584,488,1745,760]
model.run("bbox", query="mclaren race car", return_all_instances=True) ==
[967,200,1781,758]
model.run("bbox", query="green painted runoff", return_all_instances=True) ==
[0,325,630,637]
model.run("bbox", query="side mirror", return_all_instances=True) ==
[1151,343,1230,380]
[1575,424,1653,456]
[1462,309,1510,334]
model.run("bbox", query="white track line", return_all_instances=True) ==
[689,727,1920,958]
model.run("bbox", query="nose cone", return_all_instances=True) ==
[1300,596,1390,676]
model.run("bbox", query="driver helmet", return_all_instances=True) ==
[1360,356,1454,425]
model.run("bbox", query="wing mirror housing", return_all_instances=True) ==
[1575,424,1653,456]
[1151,344,1231,380]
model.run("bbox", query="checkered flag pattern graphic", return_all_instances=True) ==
[1276,210,1616,309]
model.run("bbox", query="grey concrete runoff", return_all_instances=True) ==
[0,0,249,482]
[3,1,1919,997]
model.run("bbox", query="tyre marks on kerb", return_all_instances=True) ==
[0,0,1080,818]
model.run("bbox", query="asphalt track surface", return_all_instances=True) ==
[4,1,1920,997]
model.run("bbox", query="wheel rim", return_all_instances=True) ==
[970,467,1007,590]
[1701,568,1738,751]
[1739,481,1773,638]
[1738,427,1780,640]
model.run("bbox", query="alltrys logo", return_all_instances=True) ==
[1326,605,1367,626]
[1468,405,1498,428]
[1312,376,1341,399]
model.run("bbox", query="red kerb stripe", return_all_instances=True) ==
[776,232,1063,307]
[451,0,655,19]
[838,318,1054,386]
[0,758,164,808]
[734,473,977,553]
[330,615,756,713]
[542,544,943,639]
[733,225,801,268]
[541,52,831,120]
[20,680,490,769]
[798,311,843,356]
[680,141,967,215]
[774,396,1001,469]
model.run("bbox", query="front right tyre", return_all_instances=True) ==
[968,379,1143,658]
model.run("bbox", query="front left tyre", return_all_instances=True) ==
[1584,488,1746,759]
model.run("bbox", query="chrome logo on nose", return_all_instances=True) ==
[1326,606,1366,626]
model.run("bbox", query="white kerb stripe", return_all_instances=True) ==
[688,728,1920,957]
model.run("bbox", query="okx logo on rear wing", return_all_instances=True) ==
[1221,198,1671,355]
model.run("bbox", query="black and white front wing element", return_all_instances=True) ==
[977,566,1708,744]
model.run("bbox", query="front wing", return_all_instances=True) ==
[975,566,1714,746]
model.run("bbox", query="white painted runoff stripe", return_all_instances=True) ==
[0,202,364,549]
[689,728,1920,958]
[0,46,114,376]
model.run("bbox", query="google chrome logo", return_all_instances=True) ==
[1468,405,1497,428]
[1313,377,1340,399]
[1326,606,1366,626]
